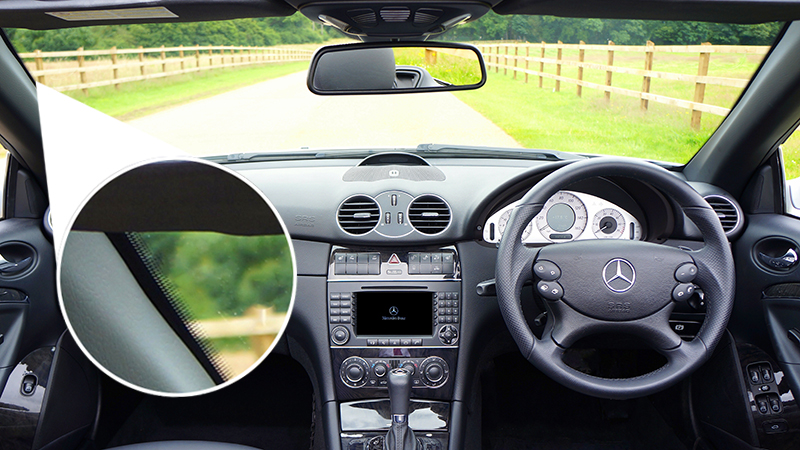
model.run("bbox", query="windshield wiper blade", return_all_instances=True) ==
[415,144,586,161]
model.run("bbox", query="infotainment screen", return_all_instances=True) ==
[355,292,433,336]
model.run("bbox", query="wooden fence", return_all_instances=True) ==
[19,45,314,94]
[476,41,770,128]
[196,305,286,355]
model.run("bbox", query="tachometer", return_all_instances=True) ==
[535,192,587,242]
[592,208,625,239]
[497,209,533,240]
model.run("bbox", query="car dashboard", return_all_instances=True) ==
[225,152,745,450]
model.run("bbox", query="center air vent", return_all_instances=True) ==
[409,195,451,235]
[704,194,742,235]
[338,195,380,235]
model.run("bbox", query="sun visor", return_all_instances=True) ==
[71,160,283,236]
[493,0,800,24]
[0,0,295,30]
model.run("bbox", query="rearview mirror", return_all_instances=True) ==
[307,42,486,95]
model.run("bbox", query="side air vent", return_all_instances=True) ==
[338,195,380,235]
[414,8,443,26]
[704,195,742,235]
[408,195,451,235]
[381,7,411,22]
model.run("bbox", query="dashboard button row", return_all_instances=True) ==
[408,252,455,274]
[365,338,424,347]
[333,253,380,275]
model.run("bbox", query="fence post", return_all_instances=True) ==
[111,46,119,90]
[160,45,166,72]
[525,44,529,83]
[539,41,545,88]
[34,49,45,84]
[77,47,88,95]
[425,48,437,65]
[691,42,712,130]
[605,40,615,102]
[138,45,145,75]
[209,46,213,66]
[513,45,518,80]
[195,46,200,68]
[495,45,500,73]
[555,41,563,92]
[577,40,585,97]
[641,40,655,110]
[504,44,508,76]
[179,45,185,71]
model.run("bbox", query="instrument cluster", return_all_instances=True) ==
[482,190,642,245]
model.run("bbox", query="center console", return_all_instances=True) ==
[328,246,460,450]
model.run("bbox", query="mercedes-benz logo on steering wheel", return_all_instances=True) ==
[389,306,399,316]
[603,258,636,292]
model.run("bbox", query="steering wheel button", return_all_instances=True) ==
[534,260,561,281]
[675,263,698,282]
[672,283,694,301]
[537,281,563,300]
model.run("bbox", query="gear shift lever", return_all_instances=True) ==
[384,368,417,450]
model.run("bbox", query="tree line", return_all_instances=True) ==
[4,12,784,52]
[5,15,334,52]
[441,12,782,46]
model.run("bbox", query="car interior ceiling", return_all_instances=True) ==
[3,1,800,450]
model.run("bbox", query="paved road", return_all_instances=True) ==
[129,71,520,156]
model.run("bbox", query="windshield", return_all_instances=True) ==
[5,13,783,163]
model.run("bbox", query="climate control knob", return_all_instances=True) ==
[420,357,449,387]
[400,361,417,376]
[340,357,370,387]
[373,361,389,378]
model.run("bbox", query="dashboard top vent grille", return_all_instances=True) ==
[380,7,411,22]
[414,8,442,26]
[338,195,380,235]
[409,195,451,235]
[348,9,377,27]
[704,195,741,234]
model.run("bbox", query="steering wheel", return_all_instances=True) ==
[495,157,735,399]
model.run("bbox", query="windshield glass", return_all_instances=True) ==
[5,14,782,163]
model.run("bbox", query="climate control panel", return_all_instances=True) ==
[340,356,450,389]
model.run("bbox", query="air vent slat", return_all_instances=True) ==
[381,7,411,22]
[408,195,451,235]
[704,195,740,235]
[338,195,379,235]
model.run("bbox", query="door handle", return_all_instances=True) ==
[758,248,799,270]
[0,253,32,275]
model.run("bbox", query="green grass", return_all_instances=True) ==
[783,132,800,179]
[65,61,308,120]
[458,50,766,164]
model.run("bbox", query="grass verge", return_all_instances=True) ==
[455,72,713,164]
[65,61,308,121]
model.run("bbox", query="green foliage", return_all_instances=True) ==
[440,12,782,46]
[137,232,294,320]
[6,15,332,52]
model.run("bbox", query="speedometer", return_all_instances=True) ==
[535,192,588,242]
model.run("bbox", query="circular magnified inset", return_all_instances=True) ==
[57,157,295,396]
